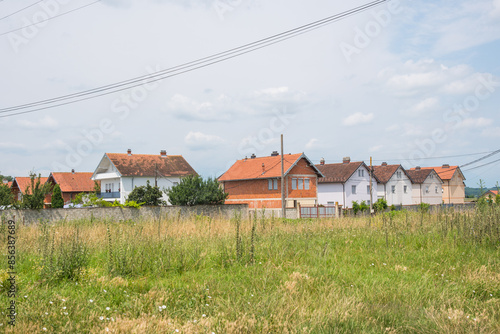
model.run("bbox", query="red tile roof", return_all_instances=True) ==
[48,172,96,193]
[409,166,464,181]
[372,164,404,184]
[316,161,375,183]
[219,153,322,182]
[12,177,48,193]
[106,153,197,177]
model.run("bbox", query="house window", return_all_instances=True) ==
[425,186,430,193]
[367,185,370,194]
[352,185,357,194]
[435,186,438,194]
[404,185,407,194]
[391,185,396,194]
[292,178,297,190]
[430,174,434,179]
[274,179,278,190]
[268,179,273,190]
[268,179,278,190]
[298,178,304,190]
[359,169,364,177]
[304,179,310,190]
[397,171,402,179]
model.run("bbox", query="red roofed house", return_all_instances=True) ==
[410,164,466,204]
[373,163,413,206]
[46,170,98,206]
[481,190,498,202]
[11,176,49,202]
[406,167,443,205]
[218,152,324,209]
[91,149,198,204]
[316,157,379,209]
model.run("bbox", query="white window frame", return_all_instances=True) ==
[298,178,304,190]
[304,179,310,190]
[352,185,357,194]
[391,185,396,194]
[292,178,297,190]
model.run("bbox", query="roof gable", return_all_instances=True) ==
[218,153,322,182]
[316,161,375,183]
[406,169,442,184]
[12,177,48,193]
[410,166,464,181]
[103,153,197,178]
[372,165,408,184]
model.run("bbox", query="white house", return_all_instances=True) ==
[372,163,413,206]
[406,167,444,205]
[91,149,197,204]
[316,157,379,208]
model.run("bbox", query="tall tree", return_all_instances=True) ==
[0,183,13,206]
[22,173,52,209]
[51,184,64,208]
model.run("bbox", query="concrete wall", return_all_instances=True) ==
[0,204,249,225]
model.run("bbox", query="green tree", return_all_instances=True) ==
[167,175,228,206]
[0,183,13,206]
[51,184,64,208]
[93,181,101,195]
[373,198,388,213]
[127,180,165,206]
[22,173,52,209]
[0,172,13,182]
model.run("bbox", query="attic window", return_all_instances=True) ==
[397,171,402,179]
[358,169,364,177]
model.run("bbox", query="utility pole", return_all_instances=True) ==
[281,134,286,219]
[370,156,374,215]
[155,163,158,187]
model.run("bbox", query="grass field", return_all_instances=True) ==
[0,207,499,333]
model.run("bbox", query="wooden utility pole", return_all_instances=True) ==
[370,157,374,214]
[281,134,286,219]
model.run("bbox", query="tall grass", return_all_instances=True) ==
[0,207,498,333]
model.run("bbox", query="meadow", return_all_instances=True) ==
[0,207,499,333]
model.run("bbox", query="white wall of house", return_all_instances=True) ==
[119,176,181,204]
[377,167,413,206]
[318,165,378,208]
[411,173,443,205]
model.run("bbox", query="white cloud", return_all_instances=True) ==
[305,138,319,149]
[493,0,500,18]
[342,112,374,126]
[17,116,58,130]
[455,117,493,129]
[184,131,224,150]
[411,97,440,114]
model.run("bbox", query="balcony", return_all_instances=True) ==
[97,192,121,199]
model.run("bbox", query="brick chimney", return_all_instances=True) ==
[382,162,388,166]
[343,157,351,164]
[271,151,279,157]
[251,153,256,159]
[320,158,325,166]
[442,164,450,168]
[160,150,167,158]
[415,166,421,171]
[127,149,132,156]
[71,169,75,174]
[262,163,265,174]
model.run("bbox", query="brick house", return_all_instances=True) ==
[91,149,197,204]
[410,165,466,204]
[11,176,49,202]
[46,170,98,205]
[218,152,324,209]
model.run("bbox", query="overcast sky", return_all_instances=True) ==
[1,0,500,186]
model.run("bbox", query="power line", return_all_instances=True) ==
[0,0,388,118]
[0,0,44,21]
[462,157,500,172]
[460,148,500,168]
[0,0,100,37]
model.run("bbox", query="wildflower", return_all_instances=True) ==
[162,305,166,309]
[62,299,66,302]
[24,295,27,298]
[383,263,387,266]
[43,328,47,331]
[64,312,68,315]
[103,290,107,293]
[89,299,94,303]
[208,296,212,299]
[106,328,110,332]
[202,314,206,317]
[175,330,179,333]
[205,304,209,306]
[62,307,67,310]
[159,307,163,312]
[49,301,53,304]
[100,316,104,321]
[45,312,48,315]
[106,307,110,311]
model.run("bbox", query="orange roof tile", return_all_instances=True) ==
[12,177,48,193]
[410,165,464,181]
[219,153,322,182]
[106,153,197,177]
[317,161,378,183]
[48,172,96,193]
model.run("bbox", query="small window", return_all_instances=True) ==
[397,171,402,179]
[404,185,407,194]
[367,185,370,194]
[304,179,310,190]
[352,185,357,194]
[359,169,364,177]
[292,178,297,190]
[435,186,438,194]
[430,174,434,179]
[298,178,304,190]
[268,179,273,190]
[425,186,430,193]
[274,179,278,190]
[391,185,396,194]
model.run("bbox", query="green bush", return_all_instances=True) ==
[167,175,228,206]
[373,198,388,213]
[51,184,64,208]
[127,180,165,206]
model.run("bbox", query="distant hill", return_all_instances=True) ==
[465,187,498,198]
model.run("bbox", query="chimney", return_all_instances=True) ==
[262,163,265,174]
[244,156,248,161]
[320,158,325,166]
[343,157,351,164]
[160,150,167,158]
[71,169,75,174]
[415,166,421,171]
[127,149,132,156]
[251,153,256,159]
[382,162,388,166]
[442,164,450,168]
[271,151,279,157]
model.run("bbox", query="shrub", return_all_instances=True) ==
[22,173,52,209]
[373,198,388,213]
[167,175,228,206]
[51,184,64,208]
[127,180,165,206]
[0,183,13,206]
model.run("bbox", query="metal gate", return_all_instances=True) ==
[300,206,336,218]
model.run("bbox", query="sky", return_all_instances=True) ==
[1,0,500,187]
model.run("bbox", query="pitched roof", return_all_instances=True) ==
[406,169,441,184]
[482,190,498,197]
[106,153,197,177]
[372,164,403,184]
[48,172,96,193]
[218,153,322,182]
[410,165,464,181]
[316,161,374,183]
[12,177,48,193]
